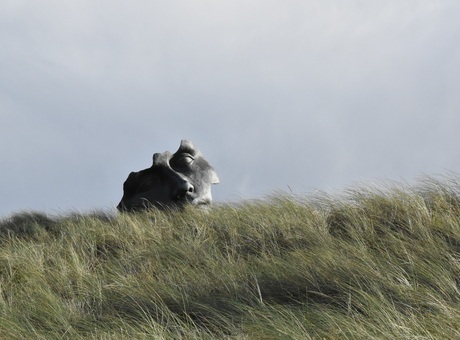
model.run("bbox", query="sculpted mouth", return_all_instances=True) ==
[190,197,211,206]
[172,191,194,204]
[172,192,210,206]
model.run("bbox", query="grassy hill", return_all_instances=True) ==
[1,177,460,339]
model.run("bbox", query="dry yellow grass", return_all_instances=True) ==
[1,176,460,339]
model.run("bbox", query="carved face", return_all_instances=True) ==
[117,140,219,212]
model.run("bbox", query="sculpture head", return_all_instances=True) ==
[117,140,219,212]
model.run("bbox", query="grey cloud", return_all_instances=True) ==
[1,1,460,216]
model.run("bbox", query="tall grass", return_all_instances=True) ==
[1,176,460,339]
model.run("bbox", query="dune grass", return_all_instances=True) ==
[1,176,460,339]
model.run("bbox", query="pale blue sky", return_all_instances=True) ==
[1,1,459,216]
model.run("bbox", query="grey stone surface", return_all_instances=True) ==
[117,140,219,212]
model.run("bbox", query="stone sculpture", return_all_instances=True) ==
[117,140,219,212]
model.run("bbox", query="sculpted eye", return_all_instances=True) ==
[175,155,194,167]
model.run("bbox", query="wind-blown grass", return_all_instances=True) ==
[1,176,460,339]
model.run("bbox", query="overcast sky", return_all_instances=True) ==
[1,1,459,217]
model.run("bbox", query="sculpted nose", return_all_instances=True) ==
[173,180,194,202]
[179,180,194,193]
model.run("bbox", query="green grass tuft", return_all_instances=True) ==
[1,176,460,338]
